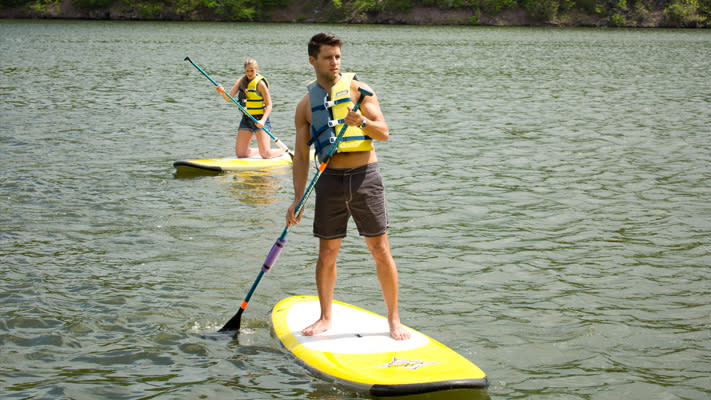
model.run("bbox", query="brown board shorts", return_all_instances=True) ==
[313,162,389,239]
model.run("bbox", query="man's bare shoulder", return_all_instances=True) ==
[350,79,376,101]
[352,76,373,89]
[295,93,311,122]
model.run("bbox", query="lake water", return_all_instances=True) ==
[1,19,710,399]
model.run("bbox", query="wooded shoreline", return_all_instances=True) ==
[1,0,709,28]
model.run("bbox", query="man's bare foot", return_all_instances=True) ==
[389,321,411,341]
[301,318,331,336]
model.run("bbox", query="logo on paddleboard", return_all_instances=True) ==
[370,357,442,370]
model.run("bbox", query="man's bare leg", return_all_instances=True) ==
[302,238,342,336]
[365,233,411,341]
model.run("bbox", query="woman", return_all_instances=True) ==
[217,58,284,159]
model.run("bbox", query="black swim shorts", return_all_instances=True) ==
[313,162,389,239]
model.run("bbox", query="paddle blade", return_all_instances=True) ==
[218,308,243,333]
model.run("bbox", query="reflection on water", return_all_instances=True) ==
[175,166,292,205]
[221,167,292,206]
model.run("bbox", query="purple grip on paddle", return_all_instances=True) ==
[262,239,285,273]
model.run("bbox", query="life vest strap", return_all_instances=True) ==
[328,118,345,128]
[341,135,371,142]
[309,135,371,153]
[311,96,351,113]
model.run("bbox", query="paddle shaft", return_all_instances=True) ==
[218,88,372,333]
[184,56,293,158]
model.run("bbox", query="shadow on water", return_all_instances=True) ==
[173,166,222,178]
[376,389,490,400]
[172,164,291,179]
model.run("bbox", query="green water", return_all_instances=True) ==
[1,20,710,399]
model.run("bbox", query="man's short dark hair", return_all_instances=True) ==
[308,32,343,58]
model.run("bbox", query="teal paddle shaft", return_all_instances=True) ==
[219,88,372,334]
[184,56,293,158]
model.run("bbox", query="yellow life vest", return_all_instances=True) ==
[307,73,373,162]
[244,73,268,116]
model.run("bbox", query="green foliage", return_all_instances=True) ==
[124,0,163,18]
[663,0,705,26]
[420,0,473,7]
[173,0,198,14]
[29,0,60,13]
[558,0,575,10]
[700,0,711,13]
[449,0,470,7]
[383,0,416,12]
[1,0,31,7]
[574,0,597,13]
[608,0,627,25]
[352,0,381,13]
[522,0,559,20]
[72,0,112,8]
[190,0,286,21]
[214,0,259,21]
[1,0,290,19]
[478,0,519,14]
[609,11,625,24]
[468,6,483,23]
[335,0,383,18]
[261,0,289,6]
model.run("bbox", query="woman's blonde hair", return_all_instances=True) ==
[239,58,259,93]
[244,57,258,69]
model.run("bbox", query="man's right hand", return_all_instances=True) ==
[286,201,303,226]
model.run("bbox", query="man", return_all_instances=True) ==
[286,32,410,341]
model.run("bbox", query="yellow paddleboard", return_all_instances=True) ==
[173,152,292,174]
[271,296,488,396]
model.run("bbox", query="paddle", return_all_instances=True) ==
[184,56,294,159]
[218,87,373,335]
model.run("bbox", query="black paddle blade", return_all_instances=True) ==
[218,308,243,333]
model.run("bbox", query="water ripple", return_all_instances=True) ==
[2,21,710,399]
